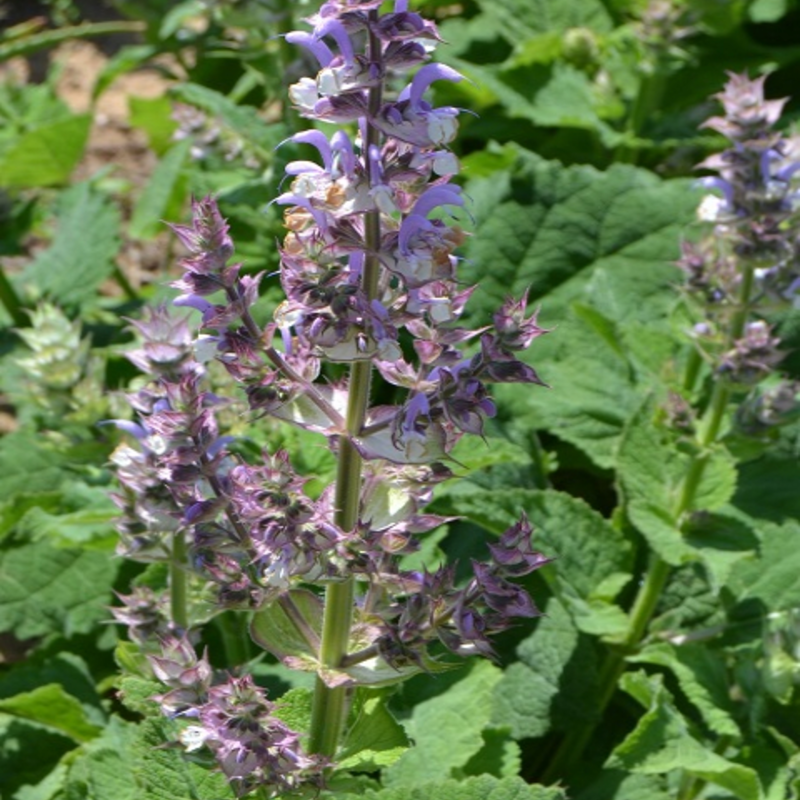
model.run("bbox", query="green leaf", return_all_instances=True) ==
[617,397,737,565]
[0,431,68,500]
[0,714,75,799]
[62,716,139,800]
[461,152,697,465]
[733,455,800,524]
[728,521,800,612]
[573,771,671,800]
[0,651,105,728]
[327,774,567,800]
[0,684,102,744]
[272,687,313,736]
[683,511,758,593]
[129,139,191,240]
[631,643,739,738]
[383,660,503,786]
[116,676,162,716]
[491,597,599,740]
[338,691,410,772]
[748,0,788,22]
[436,487,632,603]
[0,537,118,639]
[608,671,762,800]
[128,95,178,156]
[0,114,90,187]
[462,155,696,321]
[130,717,235,800]
[93,44,158,101]
[23,182,120,308]
[250,589,322,666]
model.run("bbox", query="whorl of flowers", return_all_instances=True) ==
[681,73,800,398]
[109,0,550,789]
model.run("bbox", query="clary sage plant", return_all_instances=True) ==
[109,1,548,794]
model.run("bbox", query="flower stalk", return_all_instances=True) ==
[108,1,552,791]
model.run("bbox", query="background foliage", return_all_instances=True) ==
[2,0,800,798]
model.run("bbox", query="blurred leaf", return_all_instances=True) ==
[169,83,287,154]
[469,0,613,43]
[93,44,159,100]
[748,0,789,21]
[23,182,120,308]
[0,684,102,743]
[0,115,90,188]
[128,95,178,156]
[129,139,191,240]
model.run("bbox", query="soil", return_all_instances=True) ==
[1,1,179,286]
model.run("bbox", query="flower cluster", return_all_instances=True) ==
[148,636,325,797]
[679,73,800,425]
[110,0,550,789]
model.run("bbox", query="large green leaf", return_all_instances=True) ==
[0,537,118,639]
[728,521,800,613]
[435,487,632,605]
[0,684,102,744]
[617,397,738,565]
[631,643,739,738]
[22,182,120,308]
[338,691,410,772]
[462,151,697,465]
[383,660,507,786]
[490,597,599,740]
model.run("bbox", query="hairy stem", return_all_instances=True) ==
[308,15,384,758]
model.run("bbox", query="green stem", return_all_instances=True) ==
[541,261,755,783]
[307,17,384,758]
[617,66,666,165]
[215,611,251,667]
[683,347,703,395]
[170,530,189,631]
[112,264,138,303]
